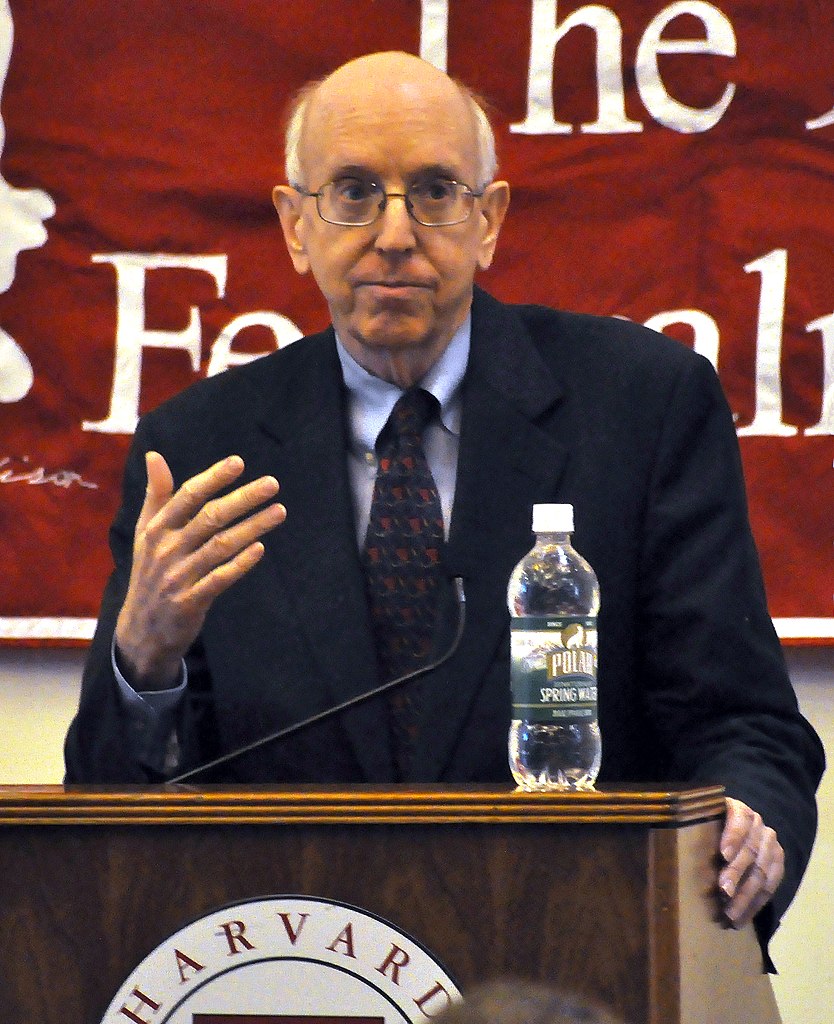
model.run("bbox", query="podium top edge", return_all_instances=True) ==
[0,783,725,825]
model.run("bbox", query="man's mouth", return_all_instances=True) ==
[356,279,431,290]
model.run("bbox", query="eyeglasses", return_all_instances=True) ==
[291,175,485,227]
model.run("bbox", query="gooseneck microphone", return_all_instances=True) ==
[167,577,466,785]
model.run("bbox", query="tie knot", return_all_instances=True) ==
[381,388,438,450]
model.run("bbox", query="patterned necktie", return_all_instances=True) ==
[362,388,445,776]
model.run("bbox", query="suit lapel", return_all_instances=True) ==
[408,289,571,780]
[252,331,395,780]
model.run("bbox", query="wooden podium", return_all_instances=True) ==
[0,784,781,1024]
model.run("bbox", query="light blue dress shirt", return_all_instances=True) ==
[337,316,468,544]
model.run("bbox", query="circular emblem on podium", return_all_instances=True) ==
[101,895,461,1024]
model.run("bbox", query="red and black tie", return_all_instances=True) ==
[362,388,445,775]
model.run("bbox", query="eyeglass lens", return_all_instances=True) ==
[318,176,475,226]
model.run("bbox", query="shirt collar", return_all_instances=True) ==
[337,316,470,455]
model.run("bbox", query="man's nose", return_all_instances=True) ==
[374,193,417,251]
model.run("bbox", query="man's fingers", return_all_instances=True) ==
[154,455,248,531]
[718,797,784,929]
[720,797,757,862]
[133,453,285,588]
[146,449,175,499]
[139,455,282,565]
[118,453,287,688]
[185,474,282,548]
[182,498,287,585]
[142,491,286,609]
[720,830,763,898]
[719,797,762,892]
[722,830,784,928]
[188,540,271,606]
[135,451,175,537]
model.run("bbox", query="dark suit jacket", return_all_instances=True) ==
[65,287,824,936]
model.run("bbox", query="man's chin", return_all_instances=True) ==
[347,311,437,352]
[340,317,450,385]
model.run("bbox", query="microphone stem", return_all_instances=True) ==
[167,577,466,786]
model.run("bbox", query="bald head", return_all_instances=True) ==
[272,49,510,387]
[284,52,497,188]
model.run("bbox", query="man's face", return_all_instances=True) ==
[274,56,509,384]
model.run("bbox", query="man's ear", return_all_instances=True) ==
[273,185,310,275]
[476,180,510,272]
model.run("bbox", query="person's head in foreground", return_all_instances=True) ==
[435,979,624,1024]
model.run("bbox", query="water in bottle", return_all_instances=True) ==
[508,503,601,790]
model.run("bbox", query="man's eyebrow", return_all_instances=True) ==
[328,164,374,180]
[326,163,468,183]
[410,163,466,182]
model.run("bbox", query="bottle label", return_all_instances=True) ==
[510,616,598,724]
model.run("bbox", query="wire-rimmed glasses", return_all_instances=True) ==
[291,175,485,227]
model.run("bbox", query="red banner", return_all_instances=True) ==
[1,1,832,643]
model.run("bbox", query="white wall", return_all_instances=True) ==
[0,647,84,783]
[0,645,830,1022]
[769,649,833,1024]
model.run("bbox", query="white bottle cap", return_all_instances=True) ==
[532,503,574,533]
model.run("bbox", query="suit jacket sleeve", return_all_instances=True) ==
[63,415,216,783]
[631,351,824,930]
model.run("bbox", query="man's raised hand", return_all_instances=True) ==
[115,452,286,689]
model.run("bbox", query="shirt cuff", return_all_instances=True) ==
[112,633,188,714]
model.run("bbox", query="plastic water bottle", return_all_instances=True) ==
[508,503,601,790]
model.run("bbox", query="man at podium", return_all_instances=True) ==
[64,51,823,961]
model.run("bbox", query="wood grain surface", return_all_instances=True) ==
[1,784,778,1024]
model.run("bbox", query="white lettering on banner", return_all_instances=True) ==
[0,454,98,489]
[82,249,832,439]
[0,327,33,402]
[807,104,834,131]
[419,0,449,71]
[82,253,302,435]
[644,249,834,437]
[206,311,301,377]
[511,0,643,135]
[83,254,227,435]
[737,249,797,437]
[510,0,735,135]
[421,0,821,135]
[634,1,736,133]
[0,0,57,404]
[805,313,834,436]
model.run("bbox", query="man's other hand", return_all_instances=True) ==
[718,796,784,928]
[115,452,286,689]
